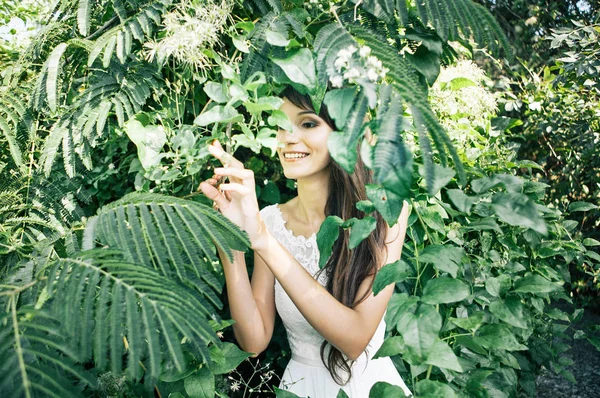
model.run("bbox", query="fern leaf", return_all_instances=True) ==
[0,115,23,170]
[77,0,91,36]
[46,43,69,113]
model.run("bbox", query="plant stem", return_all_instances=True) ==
[12,296,31,398]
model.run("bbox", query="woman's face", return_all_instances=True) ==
[276,97,333,180]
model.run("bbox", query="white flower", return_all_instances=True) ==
[334,57,347,72]
[359,45,371,58]
[329,74,344,88]
[366,68,378,82]
[343,67,361,80]
[366,56,382,69]
[528,101,542,111]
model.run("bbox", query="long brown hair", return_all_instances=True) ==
[281,86,388,385]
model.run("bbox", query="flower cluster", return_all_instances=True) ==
[0,17,41,50]
[329,44,388,88]
[143,0,232,71]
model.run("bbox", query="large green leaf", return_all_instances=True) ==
[366,184,406,227]
[491,192,547,235]
[316,216,343,269]
[184,367,214,398]
[419,245,465,278]
[271,48,316,90]
[368,382,408,397]
[372,260,412,295]
[416,380,457,398]
[489,298,528,329]
[373,335,405,359]
[348,216,377,249]
[421,277,470,304]
[209,342,251,375]
[425,339,462,372]
[397,304,441,360]
[323,87,357,128]
[123,119,166,170]
[475,324,527,351]
[512,275,564,294]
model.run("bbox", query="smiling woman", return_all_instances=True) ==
[199,86,412,397]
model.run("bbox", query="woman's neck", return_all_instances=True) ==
[295,169,330,226]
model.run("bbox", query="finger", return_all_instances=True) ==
[207,140,243,168]
[214,167,254,182]
[219,183,252,195]
[199,181,229,208]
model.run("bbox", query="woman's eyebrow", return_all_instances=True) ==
[298,110,316,116]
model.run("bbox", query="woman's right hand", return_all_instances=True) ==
[199,141,246,228]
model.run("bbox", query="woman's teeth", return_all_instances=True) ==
[284,153,308,159]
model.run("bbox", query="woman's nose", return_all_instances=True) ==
[277,127,300,144]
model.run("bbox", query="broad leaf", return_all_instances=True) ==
[489,298,528,329]
[316,216,343,269]
[368,382,408,397]
[348,216,377,249]
[372,260,412,295]
[425,339,462,372]
[416,380,458,398]
[272,48,316,90]
[397,304,441,360]
[184,367,214,398]
[123,119,166,170]
[373,336,405,359]
[209,343,251,375]
[419,245,465,278]
[475,324,527,351]
[513,275,563,294]
[491,192,547,235]
[366,184,405,227]
[422,277,470,304]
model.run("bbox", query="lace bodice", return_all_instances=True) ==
[260,204,386,364]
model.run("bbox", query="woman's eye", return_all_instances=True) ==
[301,120,318,129]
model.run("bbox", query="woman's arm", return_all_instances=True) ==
[216,248,276,357]
[253,203,410,360]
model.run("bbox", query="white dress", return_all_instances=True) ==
[260,204,412,398]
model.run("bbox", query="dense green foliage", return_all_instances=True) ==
[0,0,597,397]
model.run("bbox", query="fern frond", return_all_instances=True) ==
[355,0,512,58]
[371,85,410,183]
[0,307,96,397]
[46,43,69,113]
[83,192,249,303]
[45,251,224,378]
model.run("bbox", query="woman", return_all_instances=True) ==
[199,86,412,397]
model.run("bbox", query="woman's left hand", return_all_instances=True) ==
[200,140,267,248]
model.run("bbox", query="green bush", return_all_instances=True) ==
[0,1,596,397]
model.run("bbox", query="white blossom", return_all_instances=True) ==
[329,74,344,88]
[359,45,371,58]
[343,67,361,80]
[366,68,378,82]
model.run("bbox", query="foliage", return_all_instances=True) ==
[0,0,596,397]
[502,21,600,308]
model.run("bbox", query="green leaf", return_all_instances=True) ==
[366,184,405,227]
[272,48,316,90]
[373,336,405,359]
[244,96,284,115]
[323,88,357,128]
[348,216,377,249]
[336,389,350,398]
[407,45,441,86]
[448,77,478,90]
[266,30,290,46]
[209,343,251,375]
[184,367,214,398]
[422,277,470,305]
[194,105,243,126]
[232,35,250,53]
[373,260,412,295]
[267,109,293,132]
[419,164,455,196]
[449,312,485,331]
[316,216,343,269]
[425,339,462,372]
[419,245,465,278]
[447,189,478,213]
[471,174,523,194]
[569,202,598,212]
[47,43,69,113]
[489,298,528,329]
[356,200,375,213]
[274,387,302,397]
[123,119,166,170]
[491,192,547,235]
[513,275,564,294]
[397,304,441,360]
[328,130,357,173]
[475,324,527,351]
[485,275,512,297]
[416,380,457,398]
[462,218,502,233]
[203,82,228,103]
[583,238,600,246]
[368,381,408,397]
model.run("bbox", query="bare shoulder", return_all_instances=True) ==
[277,197,299,221]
